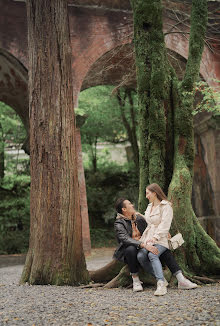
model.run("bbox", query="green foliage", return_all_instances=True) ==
[79,86,125,145]
[5,155,30,176]
[193,81,220,116]
[0,101,26,145]
[79,85,139,172]
[85,161,139,229]
[90,228,117,248]
[0,175,30,254]
[0,101,27,181]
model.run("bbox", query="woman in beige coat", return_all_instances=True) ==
[137,183,197,295]
[138,183,173,296]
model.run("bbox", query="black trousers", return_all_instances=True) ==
[124,245,181,275]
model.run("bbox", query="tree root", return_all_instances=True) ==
[79,283,105,289]
[192,276,218,284]
[89,259,124,283]
[88,259,220,289]
[104,266,130,289]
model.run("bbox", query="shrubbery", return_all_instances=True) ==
[85,162,139,228]
[0,175,30,254]
[0,161,139,253]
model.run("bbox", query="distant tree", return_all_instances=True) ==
[116,88,139,172]
[79,85,139,172]
[0,102,26,183]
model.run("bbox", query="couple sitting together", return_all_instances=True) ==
[113,183,197,296]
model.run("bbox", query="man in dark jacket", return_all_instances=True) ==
[114,198,197,292]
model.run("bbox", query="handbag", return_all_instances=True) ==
[168,232,184,250]
[159,205,184,250]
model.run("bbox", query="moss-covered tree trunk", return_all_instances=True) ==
[20,0,89,285]
[89,0,220,288]
[132,0,220,276]
[168,0,220,275]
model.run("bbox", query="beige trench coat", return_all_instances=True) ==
[140,200,173,249]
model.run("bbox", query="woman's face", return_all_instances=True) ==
[146,189,156,202]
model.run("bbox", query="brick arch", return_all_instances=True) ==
[165,33,220,90]
[70,18,133,101]
[0,49,28,126]
[0,48,29,152]
[76,30,219,100]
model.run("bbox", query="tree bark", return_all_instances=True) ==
[89,259,124,283]
[20,0,89,285]
[0,122,4,183]
[168,0,220,275]
[82,0,220,287]
[91,0,220,288]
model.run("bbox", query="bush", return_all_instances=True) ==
[0,175,30,254]
[85,163,139,229]
[90,228,117,248]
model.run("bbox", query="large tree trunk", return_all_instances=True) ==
[20,0,89,285]
[87,0,220,287]
[168,0,220,275]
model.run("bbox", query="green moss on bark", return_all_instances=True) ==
[131,0,220,278]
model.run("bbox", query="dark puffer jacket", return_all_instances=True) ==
[113,214,147,262]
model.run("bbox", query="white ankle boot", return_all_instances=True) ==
[154,280,167,296]
[132,277,143,292]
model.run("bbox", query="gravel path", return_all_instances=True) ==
[0,264,219,326]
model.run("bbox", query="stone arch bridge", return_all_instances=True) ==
[0,0,219,250]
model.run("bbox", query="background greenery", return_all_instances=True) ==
[0,82,218,253]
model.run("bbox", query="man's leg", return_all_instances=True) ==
[160,249,181,275]
[124,245,143,292]
[160,249,197,289]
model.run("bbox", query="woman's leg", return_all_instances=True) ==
[160,249,181,275]
[137,248,155,276]
[148,245,167,281]
[159,250,197,289]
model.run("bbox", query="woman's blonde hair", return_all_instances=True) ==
[146,183,167,201]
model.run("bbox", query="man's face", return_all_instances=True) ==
[122,200,135,216]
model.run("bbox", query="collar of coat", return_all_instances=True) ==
[148,200,171,206]
[116,213,137,221]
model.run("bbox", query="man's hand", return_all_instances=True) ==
[145,244,159,255]
[168,233,171,240]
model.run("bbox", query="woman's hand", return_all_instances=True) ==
[146,238,157,244]
[145,244,159,255]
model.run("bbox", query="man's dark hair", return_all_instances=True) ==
[115,198,126,214]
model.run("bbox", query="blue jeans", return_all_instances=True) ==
[137,244,167,281]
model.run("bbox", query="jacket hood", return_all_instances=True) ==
[116,213,137,221]
[116,213,125,219]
